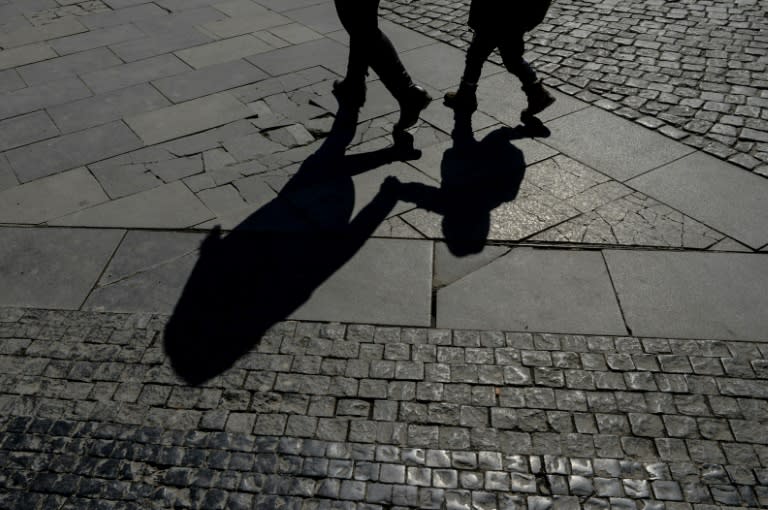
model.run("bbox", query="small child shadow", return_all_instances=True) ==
[399,112,536,255]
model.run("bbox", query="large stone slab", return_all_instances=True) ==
[282,2,342,34]
[50,181,214,228]
[175,34,273,69]
[0,17,86,48]
[83,230,206,313]
[0,69,25,94]
[0,227,124,309]
[437,248,627,334]
[81,54,191,94]
[291,238,433,326]
[246,37,347,76]
[125,92,251,145]
[50,23,145,55]
[152,59,268,103]
[81,3,168,29]
[6,121,143,183]
[0,77,92,121]
[0,111,59,152]
[604,250,768,341]
[544,107,695,181]
[17,47,122,86]
[627,151,768,249]
[109,25,213,62]
[476,73,589,125]
[47,83,171,133]
[399,43,502,91]
[0,43,57,71]
[0,167,108,224]
[202,9,291,38]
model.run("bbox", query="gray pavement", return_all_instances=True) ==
[0,0,767,508]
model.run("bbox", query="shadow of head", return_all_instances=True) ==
[440,126,527,256]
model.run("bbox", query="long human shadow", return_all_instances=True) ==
[398,111,535,256]
[164,107,417,385]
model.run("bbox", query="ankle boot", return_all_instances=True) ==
[521,80,555,121]
[332,78,366,108]
[444,81,478,112]
[395,85,432,131]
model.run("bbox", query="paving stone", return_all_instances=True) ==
[47,83,171,133]
[153,59,268,104]
[125,92,251,145]
[0,167,108,224]
[0,17,86,49]
[437,248,626,334]
[49,23,145,55]
[247,37,348,77]
[0,110,59,152]
[604,251,768,340]
[201,7,291,38]
[0,77,93,121]
[109,25,213,62]
[628,151,768,249]
[17,47,122,87]
[81,54,192,94]
[175,34,273,70]
[6,121,143,183]
[0,227,123,309]
[81,3,169,29]
[0,43,57,71]
[281,2,343,34]
[291,238,432,327]
[0,69,25,94]
[50,181,213,228]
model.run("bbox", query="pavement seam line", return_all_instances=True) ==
[599,249,633,337]
[77,228,128,311]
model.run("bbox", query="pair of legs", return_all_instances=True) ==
[446,30,553,120]
[333,0,431,130]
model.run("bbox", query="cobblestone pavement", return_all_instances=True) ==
[1,309,767,509]
[380,0,768,176]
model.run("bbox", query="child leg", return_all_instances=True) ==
[498,34,554,119]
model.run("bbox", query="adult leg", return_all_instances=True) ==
[333,0,379,106]
[444,31,497,112]
[498,34,554,119]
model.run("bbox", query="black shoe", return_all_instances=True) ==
[332,79,366,108]
[521,82,555,122]
[444,89,478,113]
[395,85,432,131]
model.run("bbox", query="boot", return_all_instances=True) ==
[521,80,555,122]
[443,81,478,113]
[332,78,366,109]
[394,85,432,132]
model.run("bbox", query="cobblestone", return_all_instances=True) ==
[380,0,768,175]
[0,309,766,507]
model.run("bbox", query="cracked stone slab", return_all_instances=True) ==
[437,247,627,335]
[531,192,725,249]
[0,227,124,309]
[291,238,433,326]
[604,250,768,341]
[49,181,214,229]
[0,167,108,225]
[627,151,768,250]
[544,107,695,182]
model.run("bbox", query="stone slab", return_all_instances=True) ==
[17,47,122,87]
[0,227,124,309]
[0,43,57,71]
[543,107,695,181]
[627,151,768,249]
[0,155,18,193]
[0,77,92,121]
[47,83,171,133]
[291,238,433,326]
[604,250,768,341]
[50,181,214,228]
[152,59,268,103]
[81,54,191,94]
[83,230,206,313]
[80,3,168,29]
[125,92,251,145]
[0,111,59,152]
[202,10,291,38]
[282,2,342,34]
[50,23,146,55]
[255,0,329,12]
[476,73,590,125]
[0,17,86,48]
[0,167,108,224]
[175,34,273,69]
[6,121,143,183]
[434,242,509,288]
[399,43,502,91]
[247,37,347,77]
[109,26,213,62]
[436,247,627,334]
[0,69,25,94]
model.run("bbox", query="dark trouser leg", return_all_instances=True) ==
[498,33,538,87]
[461,31,497,86]
[334,0,413,99]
